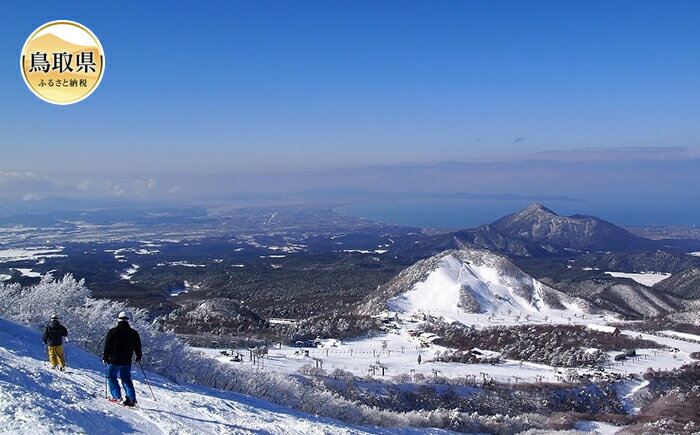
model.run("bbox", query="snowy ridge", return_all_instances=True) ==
[387,254,552,317]
[604,271,671,286]
[0,317,405,434]
[367,248,601,324]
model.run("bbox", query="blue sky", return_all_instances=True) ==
[1,1,699,223]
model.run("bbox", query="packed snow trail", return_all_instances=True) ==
[0,318,446,434]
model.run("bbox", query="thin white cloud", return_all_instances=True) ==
[133,178,157,195]
[21,193,44,201]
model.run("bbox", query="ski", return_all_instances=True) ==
[107,398,138,408]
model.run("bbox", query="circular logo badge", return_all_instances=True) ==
[20,21,105,105]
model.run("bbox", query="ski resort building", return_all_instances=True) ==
[586,324,621,336]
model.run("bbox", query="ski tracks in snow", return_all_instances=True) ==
[0,318,437,434]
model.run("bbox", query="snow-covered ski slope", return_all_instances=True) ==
[199,248,698,384]
[387,250,599,325]
[0,317,439,435]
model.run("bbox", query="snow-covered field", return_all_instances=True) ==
[343,249,388,254]
[241,236,307,253]
[106,248,160,264]
[200,329,567,383]
[0,318,440,435]
[604,271,671,286]
[657,330,700,343]
[199,324,699,385]
[14,268,42,278]
[169,281,199,297]
[267,244,307,253]
[0,246,67,280]
[0,247,66,263]
[120,264,140,281]
[161,261,206,267]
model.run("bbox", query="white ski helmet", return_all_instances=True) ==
[50,314,59,320]
[117,311,130,321]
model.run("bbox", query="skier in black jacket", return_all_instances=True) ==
[103,311,142,406]
[42,315,68,370]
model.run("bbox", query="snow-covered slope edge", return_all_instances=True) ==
[360,248,606,323]
[0,316,427,435]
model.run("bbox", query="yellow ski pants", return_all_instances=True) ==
[48,345,65,368]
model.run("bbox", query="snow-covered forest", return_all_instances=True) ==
[0,275,580,432]
[1,275,699,433]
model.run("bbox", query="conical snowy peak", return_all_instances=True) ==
[360,248,598,322]
[490,204,652,252]
[520,203,558,216]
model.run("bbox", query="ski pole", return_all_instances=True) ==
[137,361,156,401]
[104,363,108,399]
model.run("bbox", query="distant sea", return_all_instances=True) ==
[337,199,697,229]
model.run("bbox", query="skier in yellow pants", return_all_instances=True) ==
[47,344,66,368]
[42,315,68,370]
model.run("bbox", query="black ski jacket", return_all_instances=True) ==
[42,320,67,347]
[103,321,142,366]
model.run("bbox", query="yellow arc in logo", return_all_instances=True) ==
[20,20,105,105]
